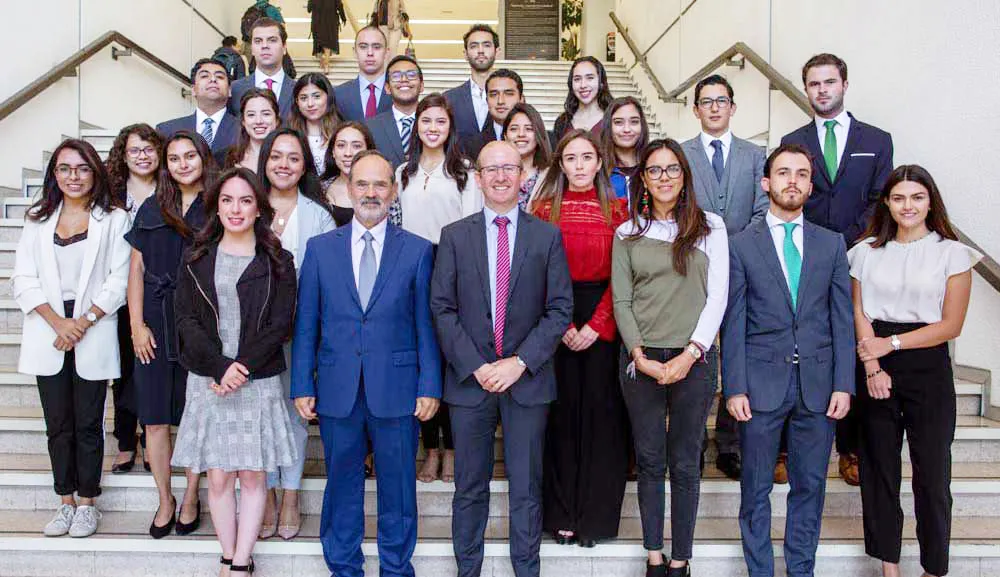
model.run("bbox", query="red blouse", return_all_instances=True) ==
[533,188,628,341]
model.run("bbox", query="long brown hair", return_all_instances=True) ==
[626,138,709,276]
[225,88,281,169]
[320,121,376,181]
[862,164,958,249]
[501,102,552,170]
[400,93,470,192]
[599,96,649,169]
[553,56,614,138]
[533,129,615,224]
[106,123,162,206]
[28,139,119,222]
[287,73,340,142]
[257,127,335,218]
[157,131,218,237]
[187,167,286,273]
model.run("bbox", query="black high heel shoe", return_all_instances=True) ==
[230,557,254,575]
[175,499,201,536]
[111,450,137,474]
[148,496,176,539]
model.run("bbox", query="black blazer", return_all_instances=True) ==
[430,210,573,407]
[175,245,297,382]
[228,74,295,119]
[780,113,893,245]
[366,110,406,168]
[156,112,239,167]
[333,76,393,122]
[444,80,488,160]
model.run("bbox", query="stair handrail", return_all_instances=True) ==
[609,12,1000,294]
[0,31,191,124]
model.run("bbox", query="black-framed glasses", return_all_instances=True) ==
[55,165,94,178]
[696,96,732,109]
[389,70,421,82]
[126,146,157,158]
[644,165,682,180]
[479,164,522,178]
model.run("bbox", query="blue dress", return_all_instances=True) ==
[124,194,206,426]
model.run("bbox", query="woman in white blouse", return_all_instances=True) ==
[397,93,481,482]
[849,165,979,577]
[12,139,131,537]
[257,127,336,540]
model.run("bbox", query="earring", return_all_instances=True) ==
[640,189,650,217]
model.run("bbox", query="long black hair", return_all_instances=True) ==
[553,56,614,138]
[187,167,287,273]
[257,127,334,217]
[28,139,119,222]
[287,73,340,142]
[862,164,958,248]
[225,87,281,169]
[600,96,649,169]
[157,131,218,237]
[400,93,470,192]
[320,121,376,181]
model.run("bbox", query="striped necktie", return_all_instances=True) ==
[201,117,215,147]
[493,216,511,356]
[400,117,413,156]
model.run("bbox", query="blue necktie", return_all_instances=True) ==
[201,117,215,147]
[400,117,413,156]
[710,139,724,183]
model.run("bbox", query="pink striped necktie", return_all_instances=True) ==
[493,216,511,357]
[264,78,274,93]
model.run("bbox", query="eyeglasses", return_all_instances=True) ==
[126,146,157,158]
[479,164,522,178]
[644,165,682,180]
[55,165,94,178]
[389,70,421,82]
[697,96,732,109]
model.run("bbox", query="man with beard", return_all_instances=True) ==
[228,17,294,118]
[158,58,239,166]
[368,55,424,168]
[334,26,394,122]
[445,24,499,158]
[721,143,854,577]
[780,53,892,486]
[291,150,441,577]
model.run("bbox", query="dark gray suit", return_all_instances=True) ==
[367,110,406,168]
[444,80,488,159]
[430,209,573,577]
[227,74,294,119]
[721,218,855,577]
[333,77,393,123]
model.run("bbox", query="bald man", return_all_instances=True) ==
[431,142,573,577]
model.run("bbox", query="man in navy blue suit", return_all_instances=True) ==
[156,58,239,166]
[228,17,294,119]
[722,144,854,577]
[291,150,441,577]
[333,26,394,122]
[780,53,892,485]
[444,24,498,159]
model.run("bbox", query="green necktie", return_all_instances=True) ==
[782,222,801,310]
[823,119,838,180]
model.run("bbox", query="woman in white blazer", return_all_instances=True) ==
[12,139,131,538]
[256,128,336,540]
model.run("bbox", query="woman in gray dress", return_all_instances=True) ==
[172,168,298,576]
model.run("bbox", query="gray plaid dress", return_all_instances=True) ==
[171,251,297,473]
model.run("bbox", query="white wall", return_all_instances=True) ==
[614,0,1000,407]
[0,0,237,189]
[582,0,615,61]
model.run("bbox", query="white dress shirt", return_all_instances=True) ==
[766,210,805,294]
[359,75,387,110]
[699,130,733,165]
[397,162,483,244]
[254,68,286,97]
[814,109,851,169]
[469,77,489,130]
[483,205,518,323]
[351,216,387,289]
[492,121,503,141]
[392,106,416,140]
[195,107,227,138]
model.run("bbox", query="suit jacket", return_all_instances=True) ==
[444,80,488,158]
[721,218,855,413]
[681,135,768,235]
[367,110,406,168]
[333,77,393,123]
[290,223,441,419]
[156,112,240,166]
[780,113,893,245]
[227,75,294,119]
[430,210,573,407]
[289,194,336,272]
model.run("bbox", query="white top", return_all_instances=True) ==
[55,237,87,301]
[766,210,805,294]
[699,130,732,165]
[483,204,519,324]
[307,135,327,175]
[814,109,851,169]
[848,232,982,324]
[278,205,300,266]
[350,216,387,289]
[614,211,729,351]
[469,77,489,131]
[254,68,286,97]
[396,161,483,245]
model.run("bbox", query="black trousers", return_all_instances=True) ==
[419,402,453,450]
[858,321,955,576]
[111,305,142,453]
[36,301,108,498]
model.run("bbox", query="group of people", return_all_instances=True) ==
[10,16,978,577]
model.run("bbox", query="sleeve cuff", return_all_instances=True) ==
[16,290,47,315]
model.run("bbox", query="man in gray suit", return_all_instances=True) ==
[681,74,768,481]
[431,141,573,577]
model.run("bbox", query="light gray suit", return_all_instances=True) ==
[682,134,768,236]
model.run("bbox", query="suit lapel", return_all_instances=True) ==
[721,139,745,211]
[507,210,530,297]
[795,222,818,315]
[751,221,793,312]
[803,122,833,186]
[39,204,61,307]
[216,114,237,149]
[72,209,105,315]
[834,114,864,183]
[278,79,293,116]
[339,226,362,310]
[687,142,721,211]
[366,224,403,312]
[381,116,404,162]
[468,212,491,306]
[347,78,362,121]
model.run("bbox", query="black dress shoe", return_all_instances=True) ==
[665,563,690,577]
[645,562,667,577]
[716,452,742,481]
[111,451,136,474]
[553,532,577,545]
[577,538,596,548]
[149,496,176,539]
[175,500,201,535]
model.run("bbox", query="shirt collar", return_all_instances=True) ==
[699,130,732,150]
[392,106,415,124]
[814,109,850,132]
[483,204,520,229]
[196,107,227,128]
[469,77,486,98]
[766,210,805,229]
[254,68,285,86]
[493,121,504,141]
[361,75,386,93]
[351,216,388,245]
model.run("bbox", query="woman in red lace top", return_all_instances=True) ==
[530,129,629,547]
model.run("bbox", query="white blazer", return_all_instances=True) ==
[12,204,131,380]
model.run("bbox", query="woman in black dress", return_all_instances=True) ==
[307,0,347,72]
[126,131,215,538]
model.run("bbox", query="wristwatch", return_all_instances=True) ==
[514,355,527,368]
[685,343,703,361]
[890,334,901,351]
[85,311,98,323]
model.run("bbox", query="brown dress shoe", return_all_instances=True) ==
[773,453,789,484]
[839,453,860,486]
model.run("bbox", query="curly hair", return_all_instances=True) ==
[106,123,162,206]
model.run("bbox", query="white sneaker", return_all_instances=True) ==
[68,505,101,538]
[43,504,76,537]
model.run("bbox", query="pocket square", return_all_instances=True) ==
[850,152,876,157]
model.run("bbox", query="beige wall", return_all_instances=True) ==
[614,0,1000,407]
